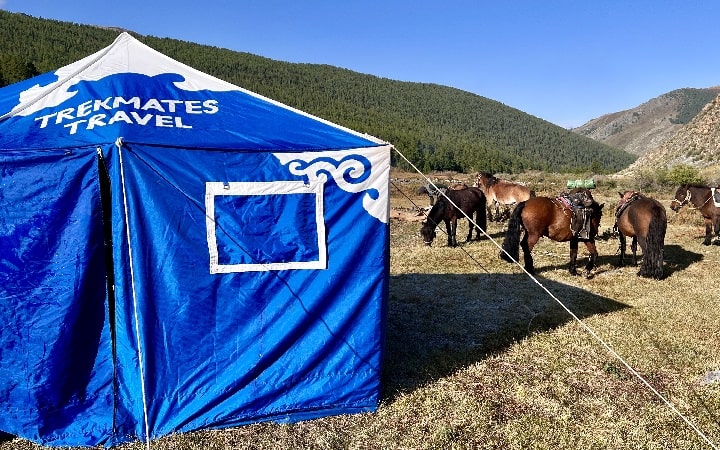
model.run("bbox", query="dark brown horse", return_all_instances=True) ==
[500,193,604,277]
[614,191,667,279]
[670,184,720,245]
[475,172,535,222]
[421,187,487,246]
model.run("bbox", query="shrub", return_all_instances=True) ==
[666,164,704,186]
[633,168,667,192]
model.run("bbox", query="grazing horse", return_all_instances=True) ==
[614,191,667,279]
[500,193,604,277]
[421,187,487,246]
[670,184,720,245]
[475,172,535,222]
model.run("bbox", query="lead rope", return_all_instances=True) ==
[392,148,718,449]
[117,138,152,450]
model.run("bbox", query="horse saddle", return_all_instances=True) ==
[615,191,641,219]
[558,192,594,239]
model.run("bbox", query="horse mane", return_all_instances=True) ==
[478,172,499,186]
[680,183,710,190]
[423,199,446,225]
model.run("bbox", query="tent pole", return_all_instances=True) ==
[117,138,152,449]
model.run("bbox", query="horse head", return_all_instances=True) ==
[670,184,691,212]
[420,221,436,246]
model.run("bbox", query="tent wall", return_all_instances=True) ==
[106,142,389,440]
[0,148,114,445]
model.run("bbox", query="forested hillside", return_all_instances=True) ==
[0,10,635,174]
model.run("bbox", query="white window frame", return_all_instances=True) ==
[205,181,326,273]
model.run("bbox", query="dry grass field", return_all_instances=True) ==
[3,170,719,450]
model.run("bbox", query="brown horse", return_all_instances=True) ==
[614,191,667,279]
[670,184,720,245]
[421,187,487,246]
[475,172,535,222]
[500,193,604,277]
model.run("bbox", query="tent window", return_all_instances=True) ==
[205,181,326,273]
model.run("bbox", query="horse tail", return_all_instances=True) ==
[640,208,667,279]
[500,201,525,262]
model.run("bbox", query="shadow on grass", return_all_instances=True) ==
[662,244,704,277]
[383,272,629,400]
[523,244,702,279]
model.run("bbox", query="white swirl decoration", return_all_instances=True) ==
[274,148,390,223]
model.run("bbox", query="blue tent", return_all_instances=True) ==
[0,33,391,447]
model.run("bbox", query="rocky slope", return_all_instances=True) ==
[573,87,720,157]
[619,94,720,176]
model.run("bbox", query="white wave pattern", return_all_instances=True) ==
[9,32,239,118]
[274,148,390,223]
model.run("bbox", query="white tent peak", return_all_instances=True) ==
[8,32,239,119]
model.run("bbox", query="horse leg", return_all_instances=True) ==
[466,217,474,242]
[520,232,543,274]
[486,205,494,222]
[703,218,713,245]
[450,219,458,247]
[520,232,535,274]
[617,232,626,267]
[631,237,639,266]
[569,238,580,276]
[583,241,599,279]
[636,236,651,277]
[714,216,720,245]
[444,219,454,247]
[477,205,487,239]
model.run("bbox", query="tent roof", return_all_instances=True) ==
[0,32,388,152]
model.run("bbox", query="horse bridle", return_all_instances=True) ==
[671,189,691,208]
[422,229,436,245]
[672,189,712,209]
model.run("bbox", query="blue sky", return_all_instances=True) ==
[3,0,720,128]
